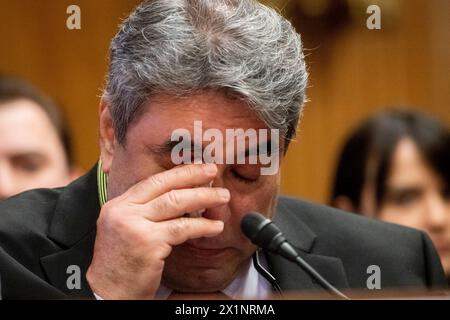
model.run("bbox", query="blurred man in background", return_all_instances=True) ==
[331,109,450,283]
[0,75,78,200]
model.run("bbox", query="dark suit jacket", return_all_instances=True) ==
[0,164,445,299]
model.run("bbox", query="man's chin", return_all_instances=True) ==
[162,265,235,293]
[162,249,245,292]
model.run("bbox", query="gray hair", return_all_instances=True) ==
[103,0,308,145]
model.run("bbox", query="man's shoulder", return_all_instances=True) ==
[277,195,421,238]
[0,188,63,236]
[0,187,67,272]
[276,196,428,249]
[276,196,431,264]
[274,196,446,289]
[0,164,98,244]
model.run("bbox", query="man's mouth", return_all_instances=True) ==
[180,241,230,258]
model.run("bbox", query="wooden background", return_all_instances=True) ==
[0,0,448,205]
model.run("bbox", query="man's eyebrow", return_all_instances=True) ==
[147,138,203,156]
[147,140,179,156]
[148,139,281,159]
[240,139,279,158]
[386,186,422,194]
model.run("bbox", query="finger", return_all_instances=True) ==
[138,187,230,222]
[125,163,218,204]
[160,217,225,246]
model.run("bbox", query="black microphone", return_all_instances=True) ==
[241,212,350,300]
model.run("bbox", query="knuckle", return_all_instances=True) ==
[213,188,222,198]
[100,200,113,214]
[196,188,208,201]
[129,182,144,197]
[98,203,129,232]
[183,164,197,177]
[149,174,165,188]
[98,201,116,221]
[127,228,151,248]
[166,190,182,210]
[167,218,189,238]
[152,242,172,260]
[108,214,128,232]
[150,197,169,217]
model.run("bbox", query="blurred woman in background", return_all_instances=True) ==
[331,109,450,283]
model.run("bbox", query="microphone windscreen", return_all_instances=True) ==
[240,212,268,240]
[241,212,284,248]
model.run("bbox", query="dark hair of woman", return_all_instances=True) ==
[331,109,450,212]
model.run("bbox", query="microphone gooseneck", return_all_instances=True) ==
[241,212,350,300]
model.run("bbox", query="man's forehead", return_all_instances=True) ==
[140,91,266,124]
[129,92,272,145]
[0,108,60,152]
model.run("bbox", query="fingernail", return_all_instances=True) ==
[215,220,224,229]
[218,188,230,200]
[203,163,217,175]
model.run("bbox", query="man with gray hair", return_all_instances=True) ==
[0,0,445,299]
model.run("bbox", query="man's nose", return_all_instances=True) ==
[203,204,231,223]
[0,163,18,200]
[425,193,449,231]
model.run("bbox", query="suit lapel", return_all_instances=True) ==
[40,164,100,298]
[40,230,96,298]
[266,198,349,294]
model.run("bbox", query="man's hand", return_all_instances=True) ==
[86,164,229,299]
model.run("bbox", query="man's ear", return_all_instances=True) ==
[98,98,116,173]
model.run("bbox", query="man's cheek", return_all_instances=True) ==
[253,185,278,215]
[230,194,274,224]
